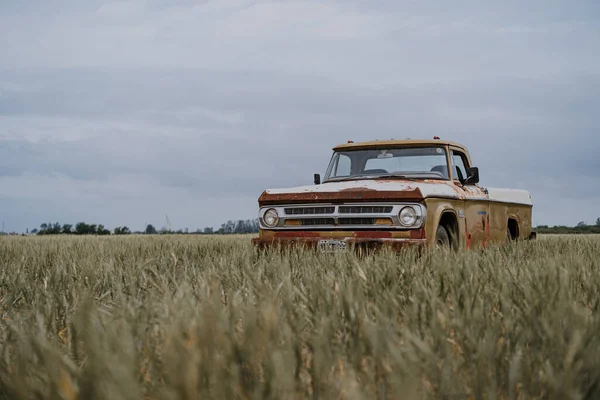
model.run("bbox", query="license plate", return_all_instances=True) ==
[317,239,347,253]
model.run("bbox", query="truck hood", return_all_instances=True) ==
[258,179,455,205]
[258,179,533,206]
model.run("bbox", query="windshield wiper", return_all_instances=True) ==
[325,173,416,183]
[370,173,415,181]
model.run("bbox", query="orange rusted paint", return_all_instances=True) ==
[465,218,472,250]
[258,185,423,206]
[252,236,427,252]
[263,230,412,239]
[483,214,490,248]
[410,228,426,239]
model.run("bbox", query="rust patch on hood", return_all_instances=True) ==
[258,186,424,206]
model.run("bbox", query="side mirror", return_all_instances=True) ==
[463,167,479,186]
[314,173,321,185]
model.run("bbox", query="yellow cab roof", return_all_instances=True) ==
[332,139,468,152]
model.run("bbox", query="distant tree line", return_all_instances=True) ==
[214,219,260,234]
[31,219,259,236]
[536,218,600,234]
[35,222,126,235]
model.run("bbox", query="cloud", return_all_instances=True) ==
[0,0,599,231]
[4,0,598,84]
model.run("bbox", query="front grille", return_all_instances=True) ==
[338,206,393,214]
[260,203,423,230]
[338,218,376,225]
[285,207,335,215]
[301,218,336,226]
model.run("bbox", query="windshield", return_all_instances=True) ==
[324,146,450,182]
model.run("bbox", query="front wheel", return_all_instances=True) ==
[435,225,451,248]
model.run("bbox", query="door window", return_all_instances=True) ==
[451,151,469,182]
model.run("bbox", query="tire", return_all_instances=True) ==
[435,225,451,248]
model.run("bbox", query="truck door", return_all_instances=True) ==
[450,149,491,249]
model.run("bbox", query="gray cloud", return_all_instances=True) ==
[1,0,599,232]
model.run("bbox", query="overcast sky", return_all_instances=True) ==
[1,0,599,232]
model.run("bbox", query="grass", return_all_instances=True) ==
[0,234,599,399]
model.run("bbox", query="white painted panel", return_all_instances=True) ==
[486,188,533,206]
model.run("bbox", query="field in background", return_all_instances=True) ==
[1,235,599,399]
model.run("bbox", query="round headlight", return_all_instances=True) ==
[263,208,279,227]
[399,206,418,226]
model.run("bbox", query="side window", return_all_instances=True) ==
[334,154,351,177]
[451,151,469,182]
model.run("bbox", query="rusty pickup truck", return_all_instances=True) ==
[252,138,534,252]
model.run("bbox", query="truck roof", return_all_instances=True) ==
[333,139,468,152]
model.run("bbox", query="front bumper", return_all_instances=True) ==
[252,236,427,251]
[252,229,427,252]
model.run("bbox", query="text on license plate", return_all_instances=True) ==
[317,239,347,252]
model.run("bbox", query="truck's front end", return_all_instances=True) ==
[253,199,428,252]
[252,140,461,252]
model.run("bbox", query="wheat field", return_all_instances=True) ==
[0,234,599,399]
